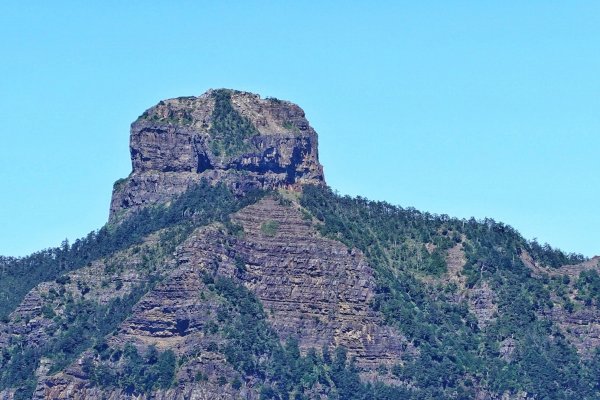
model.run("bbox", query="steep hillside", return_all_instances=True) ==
[0,89,597,400]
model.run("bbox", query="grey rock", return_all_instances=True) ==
[110,90,325,222]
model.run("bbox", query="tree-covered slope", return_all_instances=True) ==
[0,181,262,321]
[300,185,597,399]
[0,182,598,399]
[0,182,263,399]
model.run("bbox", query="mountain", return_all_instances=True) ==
[0,89,598,400]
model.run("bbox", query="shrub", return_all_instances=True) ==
[260,220,280,237]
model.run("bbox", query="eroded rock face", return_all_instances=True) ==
[34,198,408,398]
[110,90,325,221]
[189,197,410,367]
[108,197,409,367]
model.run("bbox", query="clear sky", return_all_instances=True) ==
[0,2,598,257]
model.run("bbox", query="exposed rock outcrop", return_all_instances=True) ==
[194,197,410,367]
[35,197,409,398]
[110,90,325,221]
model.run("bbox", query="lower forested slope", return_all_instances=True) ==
[0,183,598,400]
[301,185,596,399]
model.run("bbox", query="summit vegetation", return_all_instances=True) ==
[209,89,259,157]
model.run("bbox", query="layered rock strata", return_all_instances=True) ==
[35,197,409,398]
[110,89,325,221]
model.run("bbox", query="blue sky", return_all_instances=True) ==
[0,2,598,257]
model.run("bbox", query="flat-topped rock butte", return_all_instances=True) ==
[110,89,325,221]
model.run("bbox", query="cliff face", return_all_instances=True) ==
[110,89,325,221]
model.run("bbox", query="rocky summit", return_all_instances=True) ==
[0,89,599,400]
[110,89,325,222]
